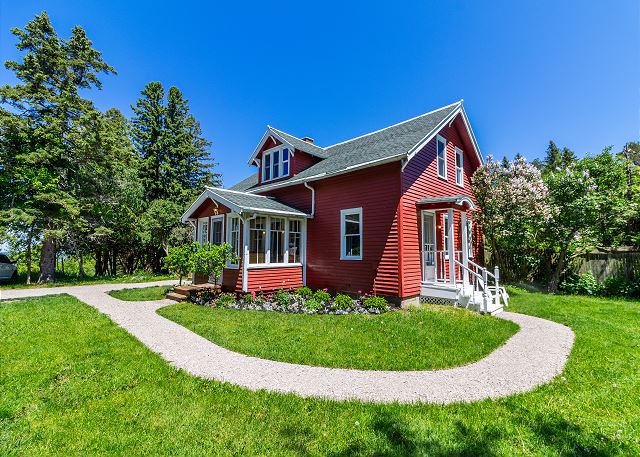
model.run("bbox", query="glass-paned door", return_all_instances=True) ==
[422,212,436,282]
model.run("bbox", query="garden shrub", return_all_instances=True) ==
[603,276,634,297]
[332,293,353,310]
[362,295,388,310]
[242,292,255,304]
[559,272,604,296]
[274,289,292,309]
[213,292,236,308]
[303,298,322,312]
[313,289,331,304]
[295,286,313,299]
[191,288,216,306]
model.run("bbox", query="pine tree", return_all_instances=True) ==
[544,140,562,172]
[0,12,114,282]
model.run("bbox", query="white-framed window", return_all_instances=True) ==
[436,135,447,179]
[198,218,209,245]
[210,215,224,245]
[443,214,450,259]
[288,220,301,263]
[227,216,241,267]
[340,208,362,260]
[262,147,291,183]
[247,215,304,266]
[467,218,474,258]
[455,147,464,187]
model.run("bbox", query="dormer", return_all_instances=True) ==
[248,126,328,186]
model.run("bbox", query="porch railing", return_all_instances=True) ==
[422,250,509,312]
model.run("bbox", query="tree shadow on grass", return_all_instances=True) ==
[279,410,623,457]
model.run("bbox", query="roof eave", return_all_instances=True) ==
[247,127,296,166]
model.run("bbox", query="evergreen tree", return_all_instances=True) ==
[544,140,562,172]
[0,12,114,282]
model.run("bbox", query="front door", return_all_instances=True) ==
[422,212,436,282]
[209,215,224,284]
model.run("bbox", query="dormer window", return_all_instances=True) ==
[262,147,290,182]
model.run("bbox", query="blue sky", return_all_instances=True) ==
[1,0,638,187]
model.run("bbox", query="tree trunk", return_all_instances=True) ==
[25,222,35,285]
[95,250,102,276]
[38,227,56,283]
[77,249,85,277]
[548,244,569,293]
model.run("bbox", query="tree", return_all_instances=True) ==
[193,243,236,286]
[0,12,114,282]
[163,243,196,285]
[472,155,551,281]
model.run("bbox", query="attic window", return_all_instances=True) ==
[262,147,290,183]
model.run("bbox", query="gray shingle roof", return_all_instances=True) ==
[229,101,462,192]
[205,187,308,216]
[269,127,330,159]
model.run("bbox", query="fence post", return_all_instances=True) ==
[482,268,488,313]
[494,266,500,309]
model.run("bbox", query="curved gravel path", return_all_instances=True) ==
[1,281,575,404]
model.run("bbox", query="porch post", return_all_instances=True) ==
[447,208,455,285]
[241,216,250,292]
[460,211,469,287]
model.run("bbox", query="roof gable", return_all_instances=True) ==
[247,126,329,166]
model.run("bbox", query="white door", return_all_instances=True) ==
[422,212,436,282]
[209,216,224,284]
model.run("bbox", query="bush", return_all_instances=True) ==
[303,298,322,312]
[332,293,353,310]
[295,286,313,299]
[242,292,255,304]
[362,295,388,310]
[213,292,236,308]
[603,276,634,297]
[559,272,604,296]
[313,289,331,304]
[274,289,292,309]
[190,288,216,306]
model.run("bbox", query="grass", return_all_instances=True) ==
[158,304,518,370]
[1,290,639,455]
[108,286,171,301]
[0,271,177,290]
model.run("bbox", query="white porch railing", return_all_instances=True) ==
[422,250,509,312]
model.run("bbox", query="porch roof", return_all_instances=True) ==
[416,195,476,210]
[181,187,309,222]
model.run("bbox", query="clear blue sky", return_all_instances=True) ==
[1,0,638,187]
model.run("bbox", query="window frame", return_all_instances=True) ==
[455,147,464,187]
[197,217,209,245]
[210,215,224,245]
[467,218,474,259]
[340,207,363,261]
[226,215,241,268]
[262,146,291,183]
[443,214,450,260]
[246,215,305,267]
[436,134,448,180]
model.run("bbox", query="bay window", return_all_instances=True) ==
[288,220,301,263]
[340,208,362,260]
[262,147,291,183]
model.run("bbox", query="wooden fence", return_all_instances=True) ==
[573,247,640,282]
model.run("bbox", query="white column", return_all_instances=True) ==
[447,208,455,285]
[242,217,250,292]
[301,218,308,285]
[460,211,469,287]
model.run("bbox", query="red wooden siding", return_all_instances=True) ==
[399,113,483,298]
[292,150,323,175]
[258,183,313,214]
[305,162,401,297]
[246,266,303,292]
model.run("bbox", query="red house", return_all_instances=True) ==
[181,101,507,313]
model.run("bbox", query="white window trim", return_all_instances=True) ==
[261,146,291,183]
[247,215,305,266]
[436,134,448,180]
[340,207,363,261]
[226,214,241,269]
[197,217,209,245]
[455,146,464,187]
[467,218,474,259]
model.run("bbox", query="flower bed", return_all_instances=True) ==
[189,286,391,314]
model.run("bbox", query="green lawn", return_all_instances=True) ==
[1,290,639,455]
[0,272,177,290]
[158,304,518,370]
[108,285,171,301]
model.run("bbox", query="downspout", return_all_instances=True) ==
[304,181,315,217]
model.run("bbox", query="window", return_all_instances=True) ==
[269,217,285,263]
[288,220,301,263]
[455,147,464,186]
[249,216,266,264]
[262,148,291,183]
[467,219,474,258]
[210,216,223,245]
[340,208,362,260]
[227,216,241,266]
[437,135,447,179]
[443,214,450,258]
[198,219,209,245]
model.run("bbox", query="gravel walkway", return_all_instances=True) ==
[1,281,575,404]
